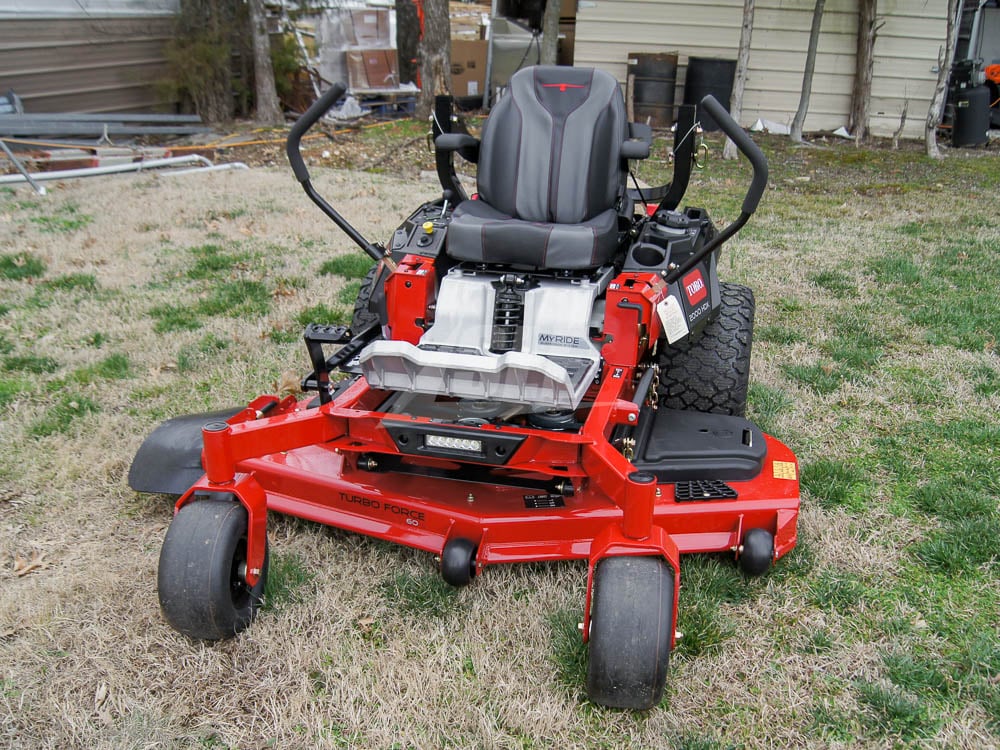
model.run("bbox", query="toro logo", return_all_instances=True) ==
[682,270,708,305]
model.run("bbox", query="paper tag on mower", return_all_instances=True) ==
[656,294,689,344]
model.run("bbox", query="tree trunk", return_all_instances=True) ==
[540,0,562,66]
[249,0,282,125]
[723,0,756,160]
[416,0,451,120]
[926,0,962,159]
[849,0,880,145]
[790,0,825,143]
[396,0,420,85]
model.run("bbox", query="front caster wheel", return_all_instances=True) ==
[440,538,477,587]
[586,555,675,710]
[157,498,268,640]
[738,528,774,577]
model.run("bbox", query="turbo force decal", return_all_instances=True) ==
[339,492,425,526]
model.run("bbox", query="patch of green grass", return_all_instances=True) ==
[746,383,792,436]
[854,680,940,741]
[267,326,301,344]
[913,516,1000,575]
[0,378,30,407]
[40,273,97,292]
[68,353,131,384]
[3,355,58,374]
[910,481,995,521]
[870,254,923,286]
[783,362,848,394]
[803,627,836,655]
[0,252,46,280]
[809,700,858,743]
[29,394,99,437]
[810,269,855,297]
[673,556,754,657]
[177,334,229,373]
[84,332,107,348]
[319,254,373,280]
[29,204,92,233]
[337,280,363,307]
[756,325,806,345]
[874,242,1000,352]
[197,280,270,318]
[547,608,588,696]
[775,297,805,313]
[0,304,9,316]
[0,333,11,355]
[186,243,249,280]
[204,207,248,221]
[809,569,870,613]
[801,458,868,511]
[149,304,202,333]
[883,652,953,699]
[380,570,459,618]
[821,314,885,372]
[295,303,348,327]
[967,362,1000,397]
[263,552,314,610]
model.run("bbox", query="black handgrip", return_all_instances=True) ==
[700,95,768,215]
[286,83,346,184]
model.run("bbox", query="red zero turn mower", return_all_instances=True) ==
[129,66,799,710]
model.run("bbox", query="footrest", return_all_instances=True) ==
[359,340,597,409]
[632,409,766,482]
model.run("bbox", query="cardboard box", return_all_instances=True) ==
[451,39,487,98]
[347,48,399,90]
[347,8,391,47]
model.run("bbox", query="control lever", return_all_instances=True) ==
[440,189,454,219]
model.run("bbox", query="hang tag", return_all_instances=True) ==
[656,295,689,344]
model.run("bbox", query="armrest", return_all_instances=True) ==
[621,122,652,159]
[435,133,480,163]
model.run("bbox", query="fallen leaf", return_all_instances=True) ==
[13,550,48,577]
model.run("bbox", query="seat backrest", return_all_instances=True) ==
[476,66,627,225]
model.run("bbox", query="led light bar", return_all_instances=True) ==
[425,434,483,453]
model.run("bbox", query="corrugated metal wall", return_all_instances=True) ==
[573,0,946,137]
[0,15,176,114]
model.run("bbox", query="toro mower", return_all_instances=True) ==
[129,66,799,710]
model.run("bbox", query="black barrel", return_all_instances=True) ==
[952,85,990,147]
[629,51,678,128]
[683,57,736,132]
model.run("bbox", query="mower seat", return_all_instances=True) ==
[446,66,629,270]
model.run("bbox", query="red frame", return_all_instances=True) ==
[175,264,800,640]
[181,377,798,640]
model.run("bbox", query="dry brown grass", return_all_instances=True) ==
[1,133,998,748]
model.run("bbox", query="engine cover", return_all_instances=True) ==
[359,268,604,410]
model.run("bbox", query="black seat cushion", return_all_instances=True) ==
[447,65,627,269]
[448,199,619,269]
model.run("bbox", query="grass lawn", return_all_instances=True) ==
[0,125,997,748]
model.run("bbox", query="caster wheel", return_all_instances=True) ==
[158,498,268,640]
[440,538,477,587]
[586,556,675,710]
[738,528,774,577]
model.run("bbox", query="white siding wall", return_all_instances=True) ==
[574,0,946,137]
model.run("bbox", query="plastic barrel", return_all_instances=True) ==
[629,52,678,128]
[952,85,990,147]
[683,57,736,132]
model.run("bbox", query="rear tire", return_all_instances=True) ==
[656,282,755,416]
[158,498,268,640]
[586,556,675,710]
[351,263,381,333]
